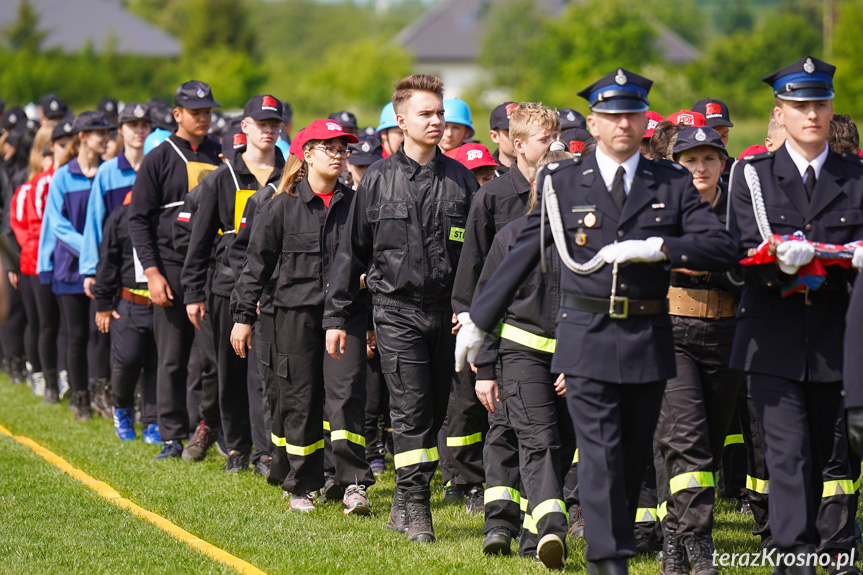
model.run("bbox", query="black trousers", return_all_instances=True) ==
[445,367,488,489]
[740,390,771,538]
[654,316,742,538]
[363,351,390,460]
[110,298,157,425]
[483,401,523,537]
[257,312,288,482]
[718,393,748,500]
[566,376,665,561]
[31,275,60,373]
[18,274,40,372]
[210,293,252,453]
[152,265,195,442]
[56,293,90,393]
[1,275,26,358]
[748,376,856,554]
[373,307,453,495]
[87,298,110,380]
[193,299,220,430]
[247,320,269,463]
[275,306,372,494]
[500,349,574,555]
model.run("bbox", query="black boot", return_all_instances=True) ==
[72,390,92,421]
[661,531,689,575]
[386,487,408,533]
[91,377,112,420]
[405,489,435,543]
[9,356,26,385]
[773,545,817,575]
[42,370,59,404]
[684,534,718,575]
[587,559,628,575]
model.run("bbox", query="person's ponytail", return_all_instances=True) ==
[275,154,306,197]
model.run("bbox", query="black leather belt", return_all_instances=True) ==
[561,292,667,319]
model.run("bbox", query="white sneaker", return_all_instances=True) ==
[58,370,70,399]
[31,372,45,397]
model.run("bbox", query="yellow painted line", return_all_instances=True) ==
[0,423,266,575]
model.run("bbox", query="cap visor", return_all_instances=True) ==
[179,99,220,110]
[248,110,284,122]
[349,156,379,166]
[706,119,734,128]
[776,89,834,101]
[591,99,649,113]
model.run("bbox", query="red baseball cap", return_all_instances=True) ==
[644,111,664,138]
[445,143,499,170]
[738,145,769,160]
[289,119,359,159]
[666,110,706,127]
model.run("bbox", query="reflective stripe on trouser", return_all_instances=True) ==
[483,403,523,537]
[500,349,572,553]
[444,366,487,488]
[636,507,658,522]
[654,319,741,538]
[746,475,769,494]
[724,434,744,447]
[374,307,453,494]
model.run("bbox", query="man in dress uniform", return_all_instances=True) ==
[729,57,863,575]
[455,68,737,574]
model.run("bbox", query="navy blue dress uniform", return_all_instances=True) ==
[466,69,737,574]
[728,57,862,571]
[650,127,744,573]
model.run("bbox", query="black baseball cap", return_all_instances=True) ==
[221,123,246,162]
[691,98,733,128]
[560,127,593,156]
[150,104,177,131]
[672,126,727,158]
[282,100,293,122]
[578,68,652,113]
[51,118,75,141]
[118,103,150,124]
[40,93,69,119]
[348,135,383,166]
[72,110,112,134]
[489,101,517,130]
[328,111,358,130]
[559,108,587,130]
[3,107,26,131]
[174,80,220,110]
[244,95,284,122]
[98,97,119,120]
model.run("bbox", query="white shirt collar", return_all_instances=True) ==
[784,140,829,181]
[595,146,640,195]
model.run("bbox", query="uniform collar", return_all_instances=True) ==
[784,140,829,181]
[509,163,532,194]
[393,143,444,179]
[116,151,132,171]
[66,157,102,177]
[232,149,285,179]
[297,176,346,204]
[595,146,640,194]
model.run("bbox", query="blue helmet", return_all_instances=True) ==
[143,127,172,155]
[444,97,474,137]
[376,102,398,134]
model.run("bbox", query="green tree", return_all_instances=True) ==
[2,0,46,52]
[718,0,754,35]
[832,0,863,117]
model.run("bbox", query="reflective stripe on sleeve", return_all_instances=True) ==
[500,323,557,354]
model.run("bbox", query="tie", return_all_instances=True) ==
[611,166,626,212]
[804,165,816,200]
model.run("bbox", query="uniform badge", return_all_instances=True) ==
[49,100,59,111]
[341,112,350,122]
[584,212,597,227]
[196,87,206,98]
[133,105,145,118]
[695,128,707,142]
[567,111,576,122]
[804,58,815,74]
[652,203,665,209]
[361,141,371,153]
[547,162,559,171]
[615,69,627,85]
[575,232,587,246]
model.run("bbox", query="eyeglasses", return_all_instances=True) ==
[250,120,284,131]
[311,145,351,159]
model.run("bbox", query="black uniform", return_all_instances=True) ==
[474,216,575,556]
[182,152,284,456]
[470,153,737,562]
[324,145,477,502]
[233,178,373,494]
[92,202,157,426]
[728,145,863,557]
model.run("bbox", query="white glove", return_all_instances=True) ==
[598,237,667,264]
[852,246,863,271]
[455,312,485,372]
[775,240,815,274]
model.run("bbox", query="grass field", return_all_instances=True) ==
[0,376,811,574]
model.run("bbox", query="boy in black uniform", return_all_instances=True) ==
[728,57,863,575]
[325,75,478,542]
[457,68,737,575]
[489,102,517,176]
[128,80,221,459]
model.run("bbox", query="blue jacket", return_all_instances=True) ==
[79,152,136,276]
[37,158,100,294]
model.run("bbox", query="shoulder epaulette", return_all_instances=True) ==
[839,151,863,167]
[740,151,774,162]
[651,157,685,172]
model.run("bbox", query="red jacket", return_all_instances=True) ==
[11,167,53,276]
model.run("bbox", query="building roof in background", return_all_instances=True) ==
[0,0,180,57]
[397,0,699,64]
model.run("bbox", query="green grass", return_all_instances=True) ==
[0,377,800,574]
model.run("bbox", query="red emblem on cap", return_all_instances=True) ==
[570,141,585,154]
[262,96,278,111]
[705,103,722,117]
[233,133,247,148]
[505,103,518,118]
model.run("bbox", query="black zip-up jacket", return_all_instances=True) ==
[230,183,278,317]
[129,134,221,271]
[472,216,560,380]
[231,178,354,325]
[93,203,149,312]
[182,152,284,303]
[452,163,532,314]
[323,145,478,329]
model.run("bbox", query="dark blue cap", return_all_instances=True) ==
[558,108,586,130]
[3,107,26,131]
[328,111,357,130]
[672,126,727,158]
[118,103,150,124]
[72,110,112,134]
[762,57,835,101]
[348,135,383,166]
[51,118,75,141]
[577,68,652,113]
[174,80,220,110]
